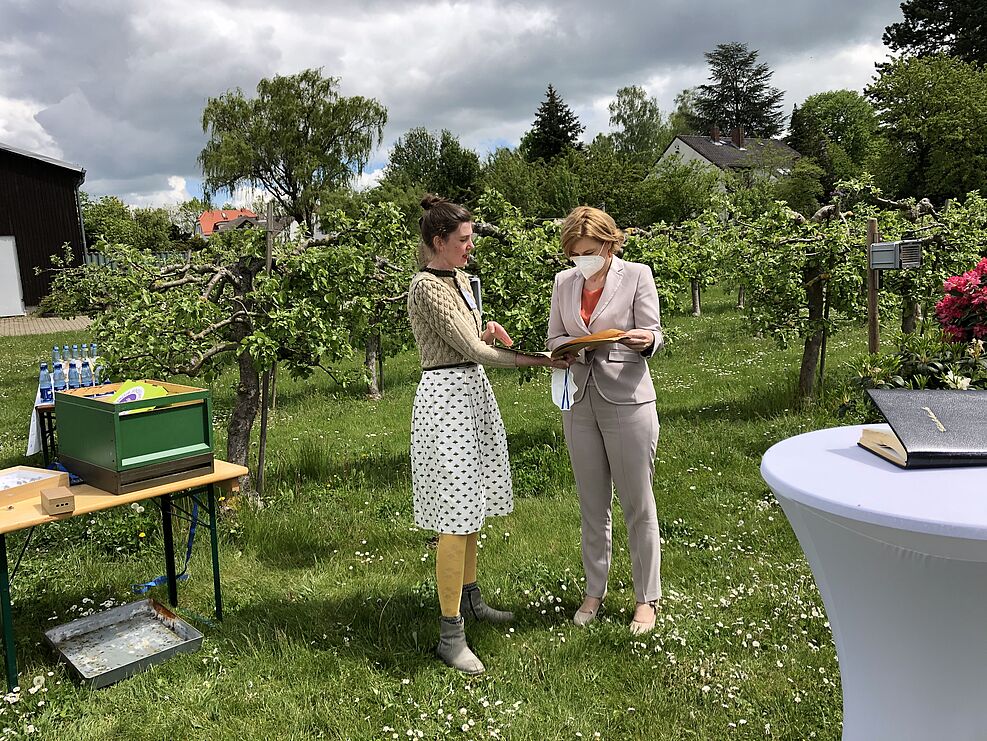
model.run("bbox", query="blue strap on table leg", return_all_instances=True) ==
[133,500,199,595]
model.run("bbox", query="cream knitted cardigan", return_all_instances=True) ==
[407,270,519,370]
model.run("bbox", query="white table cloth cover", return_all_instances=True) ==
[761,424,987,741]
[26,386,42,457]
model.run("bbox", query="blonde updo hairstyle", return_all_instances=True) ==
[417,194,472,268]
[560,206,625,258]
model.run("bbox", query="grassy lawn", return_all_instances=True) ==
[0,289,866,740]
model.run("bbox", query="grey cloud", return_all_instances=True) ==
[0,0,903,201]
[371,0,901,147]
[2,0,288,194]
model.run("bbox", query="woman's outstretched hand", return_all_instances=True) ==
[619,329,655,352]
[482,321,513,347]
[515,353,574,370]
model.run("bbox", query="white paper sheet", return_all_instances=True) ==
[551,367,578,410]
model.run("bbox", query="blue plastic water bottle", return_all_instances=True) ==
[62,345,69,363]
[52,360,66,392]
[80,360,93,387]
[52,346,61,366]
[39,363,53,403]
[68,360,80,389]
[72,344,79,361]
[82,343,90,360]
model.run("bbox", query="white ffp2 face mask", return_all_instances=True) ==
[571,255,605,279]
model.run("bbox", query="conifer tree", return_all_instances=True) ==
[691,42,785,138]
[522,84,584,162]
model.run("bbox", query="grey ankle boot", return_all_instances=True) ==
[461,583,514,623]
[436,616,485,675]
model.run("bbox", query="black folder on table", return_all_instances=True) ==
[858,389,987,469]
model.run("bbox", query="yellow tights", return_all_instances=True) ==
[436,532,479,617]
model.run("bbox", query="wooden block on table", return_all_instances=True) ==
[41,487,75,516]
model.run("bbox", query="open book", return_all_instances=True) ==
[498,328,629,360]
[858,389,987,469]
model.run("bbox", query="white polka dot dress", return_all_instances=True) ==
[411,365,514,534]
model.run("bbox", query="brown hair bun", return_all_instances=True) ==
[420,194,447,211]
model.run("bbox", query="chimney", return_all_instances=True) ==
[710,125,721,142]
[731,126,745,148]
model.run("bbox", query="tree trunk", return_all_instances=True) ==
[270,363,278,410]
[797,267,826,403]
[817,283,831,391]
[227,348,261,500]
[901,297,920,334]
[691,279,701,316]
[365,332,382,401]
[736,285,745,310]
[226,264,261,501]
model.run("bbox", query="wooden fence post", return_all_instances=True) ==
[867,218,880,355]
[257,200,274,497]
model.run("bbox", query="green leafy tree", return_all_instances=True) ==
[481,148,549,216]
[131,207,176,253]
[80,193,135,247]
[884,0,987,64]
[866,54,987,201]
[385,127,439,187]
[579,135,649,226]
[434,130,482,204]
[692,42,786,137]
[383,127,481,206]
[199,68,387,232]
[172,197,213,239]
[644,155,721,225]
[788,91,879,192]
[540,148,585,217]
[672,211,728,316]
[720,199,867,401]
[773,158,827,216]
[669,88,699,136]
[80,195,175,253]
[622,228,687,312]
[522,84,585,162]
[608,85,670,164]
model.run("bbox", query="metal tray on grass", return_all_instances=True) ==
[44,599,203,688]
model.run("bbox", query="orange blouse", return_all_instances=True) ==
[580,285,604,326]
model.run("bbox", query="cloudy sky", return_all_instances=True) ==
[0,0,904,206]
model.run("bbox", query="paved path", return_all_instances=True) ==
[0,314,92,337]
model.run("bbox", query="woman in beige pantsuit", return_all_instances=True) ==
[548,206,664,635]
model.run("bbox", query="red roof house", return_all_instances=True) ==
[196,208,257,237]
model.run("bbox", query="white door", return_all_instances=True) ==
[0,237,25,317]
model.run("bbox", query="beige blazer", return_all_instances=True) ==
[547,256,663,405]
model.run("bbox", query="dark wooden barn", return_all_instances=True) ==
[0,142,86,314]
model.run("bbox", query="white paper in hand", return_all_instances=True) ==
[551,367,578,411]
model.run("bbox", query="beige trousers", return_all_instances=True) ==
[562,382,661,603]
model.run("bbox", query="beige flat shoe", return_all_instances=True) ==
[629,601,658,635]
[573,597,603,627]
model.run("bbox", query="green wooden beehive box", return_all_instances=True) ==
[55,381,214,494]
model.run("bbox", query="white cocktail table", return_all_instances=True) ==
[761,424,987,741]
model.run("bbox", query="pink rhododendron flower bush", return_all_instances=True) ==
[936,257,987,342]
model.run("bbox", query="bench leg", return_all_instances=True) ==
[160,494,178,607]
[0,535,17,692]
[208,485,223,620]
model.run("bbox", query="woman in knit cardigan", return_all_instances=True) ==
[407,194,568,674]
